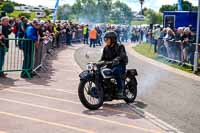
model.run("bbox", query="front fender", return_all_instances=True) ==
[79,70,94,81]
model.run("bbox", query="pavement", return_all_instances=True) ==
[75,44,200,133]
[0,45,170,133]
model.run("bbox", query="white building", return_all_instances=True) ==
[15,5,49,12]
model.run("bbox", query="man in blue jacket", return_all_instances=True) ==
[21,19,40,78]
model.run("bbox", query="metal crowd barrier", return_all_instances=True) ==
[71,29,84,43]
[33,39,55,77]
[0,38,34,78]
[156,38,200,68]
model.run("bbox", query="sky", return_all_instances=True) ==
[11,0,199,11]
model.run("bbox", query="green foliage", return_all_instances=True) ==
[159,5,176,12]
[57,0,133,24]
[8,10,36,20]
[144,8,162,24]
[159,0,197,12]
[44,9,51,16]
[1,2,14,13]
[109,1,133,24]
[18,12,31,19]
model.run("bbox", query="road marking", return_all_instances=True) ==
[4,89,80,105]
[0,111,94,133]
[4,89,183,132]
[3,89,143,116]
[0,131,7,133]
[8,87,77,95]
[3,89,182,132]
[0,98,161,133]
[3,89,140,116]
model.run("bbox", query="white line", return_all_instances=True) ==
[8,87,77,94]
[0,98,162,133]
[128,105,184,133]
[0,111,94,133]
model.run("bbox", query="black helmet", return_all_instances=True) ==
[104,31,117,43]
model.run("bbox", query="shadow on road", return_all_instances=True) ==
[0,77,17,89]
[82,101,148,120]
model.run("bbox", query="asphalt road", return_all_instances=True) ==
[74,45,200,133]
[0,45,167,133]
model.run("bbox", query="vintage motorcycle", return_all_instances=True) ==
[78,61,138,110]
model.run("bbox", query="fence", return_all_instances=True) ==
[149,37,200,68]
[0,30,77,79]
[0,38,34,78]
[33,38,55,77]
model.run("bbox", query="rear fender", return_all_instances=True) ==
[126,69,138,85]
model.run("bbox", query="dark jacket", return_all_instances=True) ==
[1,25,12,48]
[100,44,128,66]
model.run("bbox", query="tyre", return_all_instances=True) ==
[78,80,104,110]
[124,78,137,103]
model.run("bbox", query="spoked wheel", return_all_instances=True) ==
[124,78,137,103]
[78,80,104,110]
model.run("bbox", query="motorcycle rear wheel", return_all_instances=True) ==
[124,78,137,103]
[78,80,104,110]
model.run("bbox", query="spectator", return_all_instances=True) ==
[175,27,184,63]
[157,28,167,56]
[65,24,72,46]
[18,16,26,49]
[182,28,196,65]
[21,19,40,78]
[83,24,89,44]
[96,26,102,46]
[163,28,175,59]
[89,28,97,48]
[0,16,12,78]
[152,25,161,53]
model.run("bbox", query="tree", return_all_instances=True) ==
[144,8,162,24]
[182,0,192,11]
[57,0,133,24]
[1,2,14,13]
[159,5,176,12]
[159,0,197,12]
[57,4,72,20]
[109,1,133,24]
[44,9,51,16]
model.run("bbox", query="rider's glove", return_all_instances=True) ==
[112,58,120,66]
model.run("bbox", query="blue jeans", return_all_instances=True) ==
[0,47,5,74]
[112,65,126,91]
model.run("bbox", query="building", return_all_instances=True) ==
[15,5,49,12]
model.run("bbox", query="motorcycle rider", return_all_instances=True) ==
[100,31,128,97]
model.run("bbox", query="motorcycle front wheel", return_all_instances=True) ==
[78,80,104,110]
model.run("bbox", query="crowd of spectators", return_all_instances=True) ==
[0,16,90,79]
[147,25,199,67]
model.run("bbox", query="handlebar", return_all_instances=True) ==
[96,61,113,66]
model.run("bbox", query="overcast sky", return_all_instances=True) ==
[11,0,198,11]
